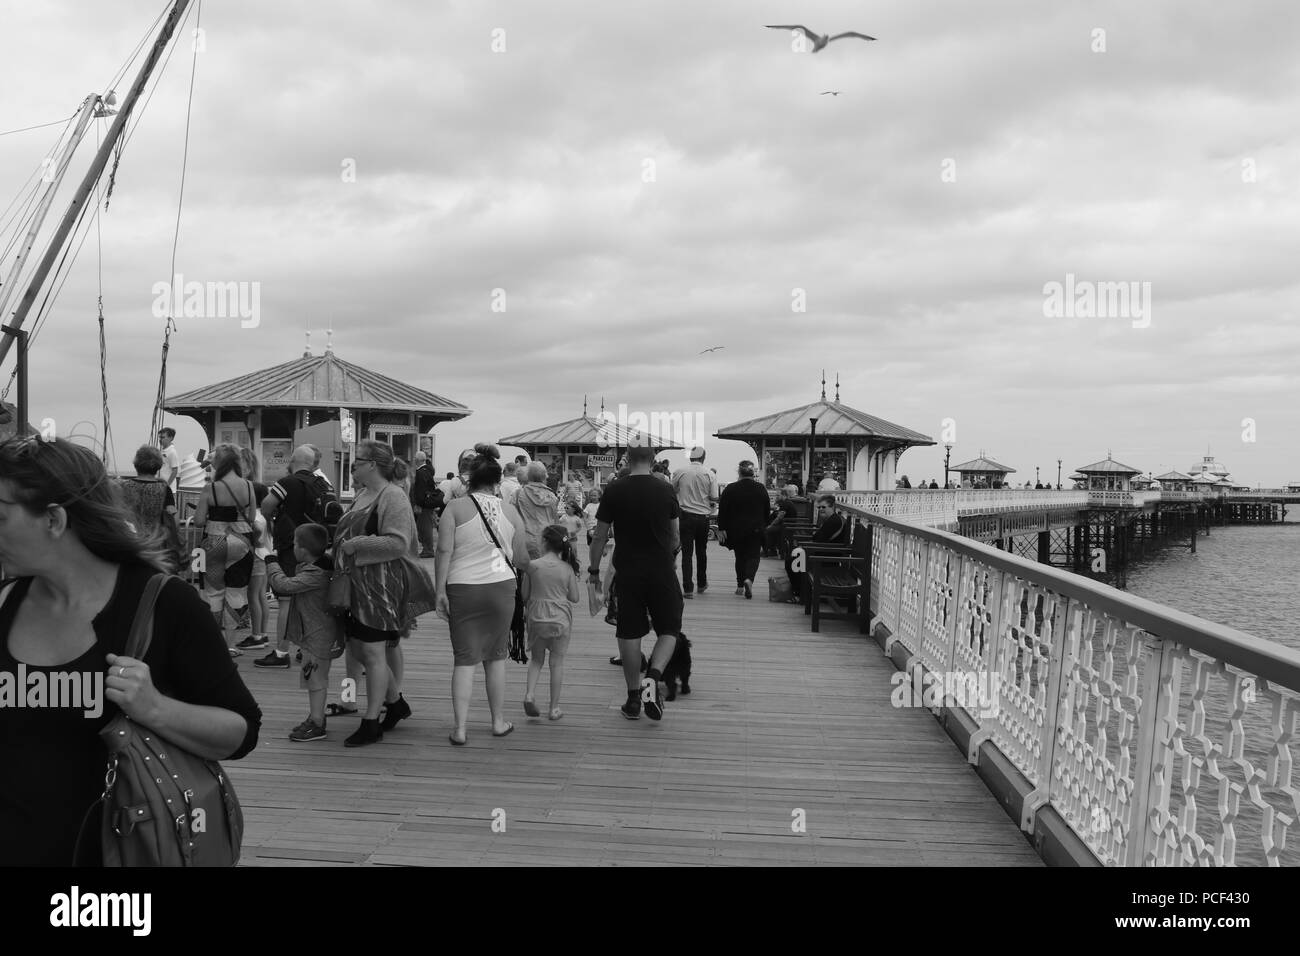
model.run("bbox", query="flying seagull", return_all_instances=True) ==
[765,25,877,52]
[820,91,843,96]
[699,346,726,354]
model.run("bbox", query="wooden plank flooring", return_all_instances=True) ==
[229,542,1042,866]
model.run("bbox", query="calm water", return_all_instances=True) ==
[1125,514,1300,652]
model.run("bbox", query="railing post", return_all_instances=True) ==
[1124,637,1178,867]
[862,522,874,632]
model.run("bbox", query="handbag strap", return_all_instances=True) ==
[123,573,169,660]
[468,493,516,576]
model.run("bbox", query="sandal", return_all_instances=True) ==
[325,703,358,717]
[523,698,540,718]
[448,730,467,746]
[548,709,563,721]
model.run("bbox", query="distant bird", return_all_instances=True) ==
[699,346,726,354]
[820,91,843,96]
[765,25,877,53]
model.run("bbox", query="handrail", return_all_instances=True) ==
[838,498,1300,867]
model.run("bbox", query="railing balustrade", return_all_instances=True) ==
[840,500,1300,867]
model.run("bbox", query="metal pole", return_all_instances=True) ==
[1,325,28,435]
[0,0,194,368]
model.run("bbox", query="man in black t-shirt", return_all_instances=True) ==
[589,443,680,721]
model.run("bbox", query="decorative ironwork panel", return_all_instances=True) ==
[918,542,958,673]
[894,535,926,657]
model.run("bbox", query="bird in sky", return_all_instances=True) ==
[699,346,726,354]
[820,91,843,96]
[765,25,877,53]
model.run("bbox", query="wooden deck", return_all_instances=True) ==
[229,542,1042,866]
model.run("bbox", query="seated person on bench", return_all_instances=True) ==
[786,494,850,600]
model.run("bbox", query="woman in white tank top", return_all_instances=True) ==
[435,444,531,745]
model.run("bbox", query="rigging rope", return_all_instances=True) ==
[151,0,202,440]
[95,122,114,471]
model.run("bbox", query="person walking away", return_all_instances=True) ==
[192,444,259,651]
[410,451,441,558]
[671,445,718,598]
[435,444,530,745]
[515,462,561,559]
[117,445,182,567]
[521,525,581,721]
[264,524,342,741]
[499,460,522,506]
[717,461,771,599]
[589,443,680,721]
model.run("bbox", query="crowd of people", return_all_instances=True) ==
[0,429,862,864]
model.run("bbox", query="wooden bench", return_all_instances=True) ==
[807,524,873,634]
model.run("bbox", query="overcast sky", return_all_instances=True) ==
[2,0,1297,485]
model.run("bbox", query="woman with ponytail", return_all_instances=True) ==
[520,524,581,721]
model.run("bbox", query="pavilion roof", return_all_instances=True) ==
[499,415,682,450]
[1075,456,1142,475]
[164,352,471,417]
[951,456,1016,474]
[715,399,933,444]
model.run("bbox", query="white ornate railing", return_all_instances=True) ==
[1226,490,1300,500]
[834,488,1207,528]
[842,501,1300,867]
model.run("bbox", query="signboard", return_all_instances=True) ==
[261,439,293,483]
[339,408,355,444]
[587,454,615,468]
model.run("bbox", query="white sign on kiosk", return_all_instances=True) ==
[339,407,355,443]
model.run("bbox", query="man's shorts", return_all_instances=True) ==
[614,564,683,640]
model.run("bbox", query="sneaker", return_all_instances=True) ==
[620,697,642,720]
[641,677,664,721]
[289,718,327,742]
[744,579,753,599]
[228,646,242,657]
[254,650,291,668]
[235,634,269,651]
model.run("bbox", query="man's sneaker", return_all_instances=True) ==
[235,634,269,651]
[620,696,642,720]
[743,579,753,599]
[254,650,291,668]
[641,677,664,721]
[289,718,327,742]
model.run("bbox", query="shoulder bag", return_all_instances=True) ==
[468,494,528,664]
[74,574,244,866]
[327,498,380,616]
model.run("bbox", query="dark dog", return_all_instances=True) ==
[662,633,693,701]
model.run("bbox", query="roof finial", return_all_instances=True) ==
[1107,448,1113,459]
[583,394,588,417]
[303,330,312,358]
[325,326,333,355]
[600,396,605,417]
[835,372,840,402]
[820,369,826,401]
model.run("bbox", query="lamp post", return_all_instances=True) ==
[1036,465,1040,486]
[1056,459,1062,490]
[943,442,952,489]
[808,417,818,495]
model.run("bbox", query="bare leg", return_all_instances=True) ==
[355,641,389,720]
[548,651,565,716]
[451,664,475,740]
[525,646,545,706]
[484,659,509,733]
[384,643,404,704]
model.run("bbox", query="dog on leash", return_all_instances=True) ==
[662,633,693,701]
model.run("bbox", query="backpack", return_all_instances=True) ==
[74,574,244,866]
[306,473,334,525]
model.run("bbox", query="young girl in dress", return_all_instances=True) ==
[561,499,585,556]
[521,525,581,720]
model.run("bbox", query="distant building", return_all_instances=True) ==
[1074,454,1143,492]
[1154,470,1194,492]
[950,454,1016,489]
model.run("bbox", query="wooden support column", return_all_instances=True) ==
[1037,530,1050,565]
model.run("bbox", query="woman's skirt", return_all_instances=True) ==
[447,579,516,666]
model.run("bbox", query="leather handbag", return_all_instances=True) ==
[74,574,244,866]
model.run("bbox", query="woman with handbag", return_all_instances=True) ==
[333,440,436,747]
[435,443,531,745]
[192,444,259,653]
[0,437,261,866]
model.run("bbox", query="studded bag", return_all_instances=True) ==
[73,574,244,866]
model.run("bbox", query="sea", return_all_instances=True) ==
[1125,512,1300,652]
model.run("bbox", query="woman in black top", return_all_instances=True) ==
[0,437,261,866]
